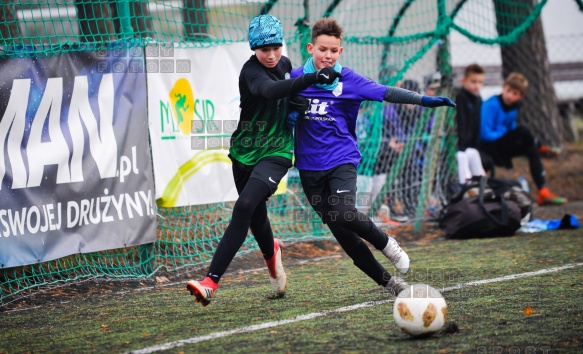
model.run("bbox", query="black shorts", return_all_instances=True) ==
[230,155,292,196]
[299,163,358,214]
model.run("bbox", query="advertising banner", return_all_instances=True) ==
[0,48,157,268]
[147,43,288,207]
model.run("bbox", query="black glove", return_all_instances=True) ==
[420,96,456,108]
[289,95,310,113]
[287,95,310,130]
[315,66,342,85]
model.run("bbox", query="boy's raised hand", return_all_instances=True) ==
[316,67,342,85]
[421,96,456,108]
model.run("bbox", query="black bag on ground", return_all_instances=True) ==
[439,176,523,239]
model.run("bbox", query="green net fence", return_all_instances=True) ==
[2,0,581,307]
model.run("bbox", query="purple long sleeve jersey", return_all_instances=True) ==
[291,66,420,170]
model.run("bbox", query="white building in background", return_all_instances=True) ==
[450,0,583,101]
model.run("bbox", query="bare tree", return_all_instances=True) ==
[182,0,209,41]
[0,0,19,45]
[493,0,564,146]
[75,0,116,42]
[109,0,153,38]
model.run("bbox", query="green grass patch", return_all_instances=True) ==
[1,230,582,353]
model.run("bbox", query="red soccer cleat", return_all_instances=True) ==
[265,238,287,296]
[186,277,218,307]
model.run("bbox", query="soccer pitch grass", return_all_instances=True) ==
[1,230,582,353]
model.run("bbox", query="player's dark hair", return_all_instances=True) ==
[311,18,343,43]
[464,63,484,77]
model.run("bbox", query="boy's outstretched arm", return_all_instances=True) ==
[383,86,456,108]
[254,67,342,100]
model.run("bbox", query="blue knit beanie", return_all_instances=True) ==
[248,14,283,50]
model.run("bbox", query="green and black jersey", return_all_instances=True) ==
[230,55,315,166]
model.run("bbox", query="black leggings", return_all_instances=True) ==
[206,178,274,282]
[300,165,393,286]
[323,196,390,250]
[324,202,392,287]
[480,126,546,189]
[328,223,391,286]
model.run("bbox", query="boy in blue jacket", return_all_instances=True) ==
[479,72,566,206]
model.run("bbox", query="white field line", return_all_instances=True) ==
[129,262,583,354]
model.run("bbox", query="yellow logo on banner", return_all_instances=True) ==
[157,150,232,207]
[169,78,194,135]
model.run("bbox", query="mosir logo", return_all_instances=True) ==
[0,74,130,189]
[159,78,216,138]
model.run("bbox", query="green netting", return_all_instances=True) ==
[1,0,579,307]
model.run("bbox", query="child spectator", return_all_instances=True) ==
[454,63,488,183]
[377,79,423,222]
[357,80,420,219]
[479,72,566,206]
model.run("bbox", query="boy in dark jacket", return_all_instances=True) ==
[454,63,489,183]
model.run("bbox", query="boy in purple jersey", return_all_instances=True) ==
[290,18,455,295]
[186,14,341,307]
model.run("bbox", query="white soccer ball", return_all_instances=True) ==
[393,284,447,338]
